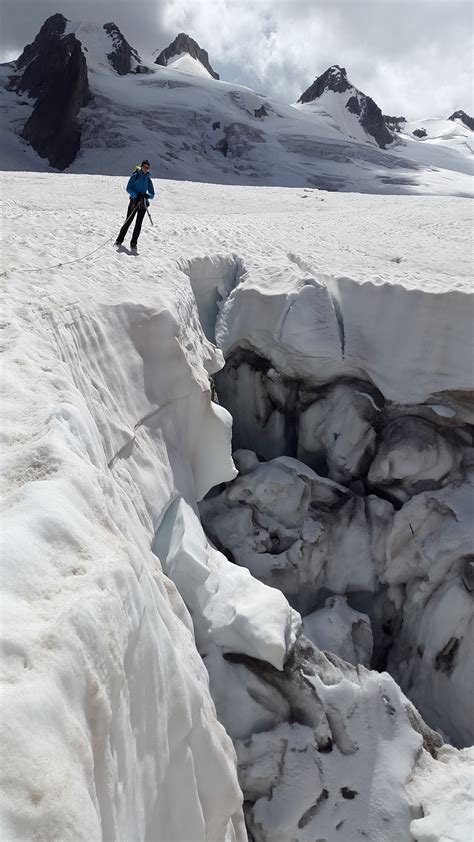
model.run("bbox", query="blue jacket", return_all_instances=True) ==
[126,168,155,200]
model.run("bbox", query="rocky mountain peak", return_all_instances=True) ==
[298,65,351,104]
[8,14,89,170]
[448,110,474,131]
[154,32,219,79]
[15,13,68,72]
[298,64,394,149]
[103,21,149,75]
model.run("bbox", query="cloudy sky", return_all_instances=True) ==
[1,0,472,118]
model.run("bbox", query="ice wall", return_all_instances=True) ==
[216,262,474,403]
[0,291,250,840]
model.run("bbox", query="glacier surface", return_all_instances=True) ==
[1,173,473,841]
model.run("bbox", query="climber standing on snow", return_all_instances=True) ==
[115,160,155,250]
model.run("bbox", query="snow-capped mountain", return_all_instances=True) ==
[0,13,472,195]
[295,64,394,148]
[293,65,474,170]
[154,31,220,80]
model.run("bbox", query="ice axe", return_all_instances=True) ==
[142,197,154,227]
[146,207,154,227]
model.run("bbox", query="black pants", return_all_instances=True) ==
[116,199,146,246]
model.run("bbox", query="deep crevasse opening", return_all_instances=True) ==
[199,255,473,751]
[181,247,473,838]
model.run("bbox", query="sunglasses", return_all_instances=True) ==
[142,164,150,169]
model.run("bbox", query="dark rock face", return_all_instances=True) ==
[413,128,427,138]
[103,22,150,75]
[346,95,361,115]
[298,65,351,103]
[22,37,90,170]
[298,65,394,149]
[384,115,407,133]
[12,13,68,98]
[15,12,68,76]
[154,32,219,79]
[357,95,394,148]
[340,90,394,149]
[10,14,90,170]
[448,109,474,131]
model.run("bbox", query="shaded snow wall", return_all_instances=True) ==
[0,292,247,841]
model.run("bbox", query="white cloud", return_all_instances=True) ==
[1,0,472,118]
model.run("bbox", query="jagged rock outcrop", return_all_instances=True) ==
[154,32,219,79]
[298,65,394,149]
[448,109,474,131]
[14,13,68,80]
[346,91,394,148]
[11,13,69,98]
[413,128,427,138]
[298,65,351,101]
[384,114,407,133]
[103,22,150,75]
[9,14,90,170]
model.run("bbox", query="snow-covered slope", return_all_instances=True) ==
[0,16,472,196]
[405,116,474,146]
[165,52,214,78]
[384,115,474,176]
[64,19,147,75]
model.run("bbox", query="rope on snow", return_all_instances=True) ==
[5,203,147,275]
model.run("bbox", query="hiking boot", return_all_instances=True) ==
[130,242,138,250]
[115,240,123,247]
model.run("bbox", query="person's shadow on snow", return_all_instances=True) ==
[116,245,139,256]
